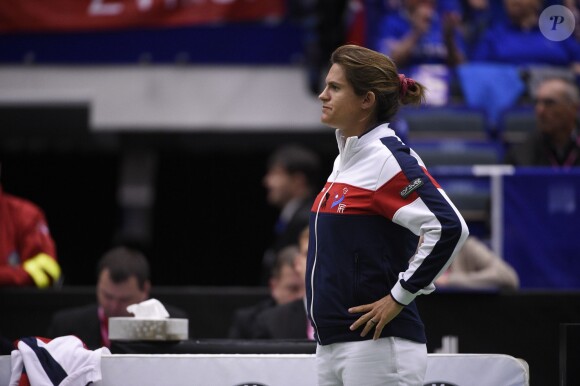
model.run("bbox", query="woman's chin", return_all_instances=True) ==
[320,115,332,126]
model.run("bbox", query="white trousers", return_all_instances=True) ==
[316,337,427,386]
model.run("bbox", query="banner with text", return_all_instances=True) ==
[0,0,284,33]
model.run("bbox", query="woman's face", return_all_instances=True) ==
[318,63,367,136]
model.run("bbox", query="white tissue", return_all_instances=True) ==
[126,298,170,319]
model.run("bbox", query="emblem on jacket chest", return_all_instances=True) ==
[329,187,348,213]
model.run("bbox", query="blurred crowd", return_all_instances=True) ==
[300,0,580,114]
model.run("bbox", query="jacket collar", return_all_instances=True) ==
[335,123,394,153]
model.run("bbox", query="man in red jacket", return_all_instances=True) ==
[0,186,61,287]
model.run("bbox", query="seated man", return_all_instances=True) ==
[504,77,580,167]
[252,226,313,340]
[47,246,186,349]
[228,245,304,339]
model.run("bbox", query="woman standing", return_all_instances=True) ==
[306,44,469,385]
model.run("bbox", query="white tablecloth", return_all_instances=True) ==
[0,352,529,386]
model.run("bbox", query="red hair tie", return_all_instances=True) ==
[398,74,415,98]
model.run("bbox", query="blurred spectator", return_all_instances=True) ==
[373,0,466,68]
[373,0,467,105]
[0,176,61,288]
[460,0,504,53]
[563,0,580,41]
[47,246,187,350]
[459,1,568,48]
[302,0,349,95]
[261,144,321,284]
[458,0,580,123]
[470,0,580,75]
[435,236,520,290]
[252,226,312,340]
[504,77,580,166]
[267,245,305,305]
[228,245,304,339]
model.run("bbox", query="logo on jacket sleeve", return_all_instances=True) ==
[400,178,423,198]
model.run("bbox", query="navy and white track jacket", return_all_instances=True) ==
[306,124,469,346]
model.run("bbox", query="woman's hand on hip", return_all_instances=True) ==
[348,295,404,340]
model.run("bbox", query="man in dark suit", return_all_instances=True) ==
[228,245,304,339]
[252,297,309,339]
[261,144,321,284]
[47,246,186,350]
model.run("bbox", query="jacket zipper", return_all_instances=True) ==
[311,169,340,344]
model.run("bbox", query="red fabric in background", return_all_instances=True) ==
[346,0,366,47]
[0,0,284,33]
[0,190,57,287]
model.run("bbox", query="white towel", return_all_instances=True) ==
[9,335,110,386]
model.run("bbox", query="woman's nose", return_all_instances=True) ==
[319,87,328,101]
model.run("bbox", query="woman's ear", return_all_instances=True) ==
[361,91,376,110]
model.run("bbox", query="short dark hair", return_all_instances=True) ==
[267,144,321,189]
[271,245,299,279]
[97,246,150,290]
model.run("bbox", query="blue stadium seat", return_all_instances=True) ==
[398,106,490,141]
[413,140,502,167]
[427,165,491,224]
[497,107,536,144]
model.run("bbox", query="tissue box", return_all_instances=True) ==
[108,317,188,341]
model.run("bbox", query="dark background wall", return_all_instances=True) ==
[0,124,337,287]
[1,151,120,285]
